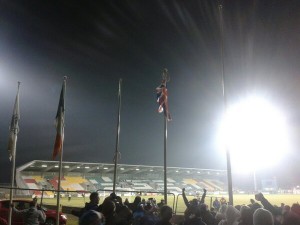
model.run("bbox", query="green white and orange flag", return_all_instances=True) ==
[8,82,20,161]
[52,79,66,160]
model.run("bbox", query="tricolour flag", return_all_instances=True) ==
[156,79,171,121]
[52,79,66,160]
[8,83,20,161]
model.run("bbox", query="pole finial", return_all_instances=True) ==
[162,68,170,82]
[63,76,68,81]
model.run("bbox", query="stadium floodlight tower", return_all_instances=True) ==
[220,95,290,192]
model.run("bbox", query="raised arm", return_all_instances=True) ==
[182,188,190,207]
[255,193,276,215]
[200,189,207,204]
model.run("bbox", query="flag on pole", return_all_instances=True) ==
[52,79,66,160]
[8,82,20,161]
[156,79,171,121]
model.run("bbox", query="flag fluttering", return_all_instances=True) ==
[8,82,21,161]
[52,79,66,160]
[156,78,171,121]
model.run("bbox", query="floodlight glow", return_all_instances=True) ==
[219,95,290,172]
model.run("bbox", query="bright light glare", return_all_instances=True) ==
[219,96,290,172]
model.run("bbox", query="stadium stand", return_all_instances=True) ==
[16,160,227,197]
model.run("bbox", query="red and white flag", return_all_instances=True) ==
[52,79,66,160]
[156,79,171,121]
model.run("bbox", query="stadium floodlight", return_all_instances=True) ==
[219,95,290,172]
[103,167,108,170]
[77,166,81,168]
[120,168,124,170]
[54,165,59,168]
[84,166,90,169]
[135,168,140,171]
[41,165,47,168]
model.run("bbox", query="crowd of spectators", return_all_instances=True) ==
[72,192,172,225]
[71,189,300,225]
[181,189,300,225]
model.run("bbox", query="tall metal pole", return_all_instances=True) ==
[113,79,122,193]
[8,145,16,225]
[219,3,234,205]
[56,77,66,225]
[253,170,257,192]
[56,142,64,225]
[163,115,168,204]
[8,82,20,225]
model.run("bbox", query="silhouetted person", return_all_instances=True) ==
[72,192,100,218]
[11,201,46,225]
[155,205,173,225]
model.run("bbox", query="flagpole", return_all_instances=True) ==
[8,82,20,225]
[56,77,67,225]
[163,114,168,204]
[113,79,122,193]
[219,3,233,205]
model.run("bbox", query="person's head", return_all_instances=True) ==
[89,192,100,205]
[80,210,103,225]
[283,205,291,214]
[240,205,253,224]
[30,201,37,208]
[110,192,117,200]
[225,205,240,225]
[291,203,300,216]
[101,199,116,218]
[190,198,199,207]
[251,202,262,213]
[144,201,152,211]
[235,205,241,211]
[199,203,208,212]
[253,208,274,225]
[115,196,123,204]
[133,196,141,205]
[160,205,173,221]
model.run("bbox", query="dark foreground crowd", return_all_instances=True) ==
[4,188,300,225]
[70,188,300,225]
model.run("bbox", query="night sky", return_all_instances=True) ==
[1,0,300,185]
